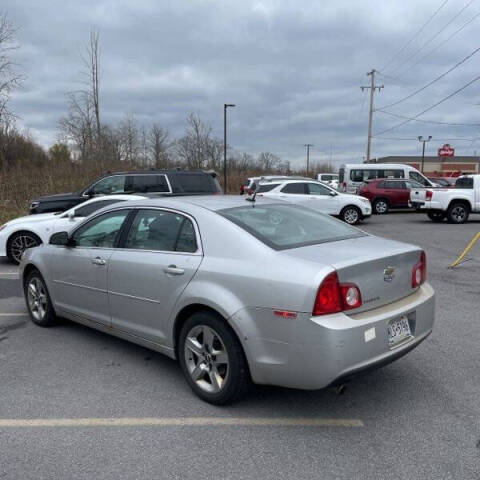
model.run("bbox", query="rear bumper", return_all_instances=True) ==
[234,283,435,390]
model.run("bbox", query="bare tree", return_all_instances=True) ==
[0,13,21,126]
[116,113,139,164]
[58,90,95,162]
[82,28,101,137]
[177,113,222,170]
[257,152,281,171]
[149,124,171,169]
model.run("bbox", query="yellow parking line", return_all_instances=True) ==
[0,417,364,428]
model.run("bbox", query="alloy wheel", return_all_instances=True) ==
[451,206,466,223]
[27,277,48,322]
[375,201,388,214]
[10,234,39,263]
[344,208,359,225]
[184,325,229,394]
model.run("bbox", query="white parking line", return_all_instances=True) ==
[0,313,28,317]
[0,272,19,276]
[0,417,364,428]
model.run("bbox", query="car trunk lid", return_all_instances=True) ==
[282,236,422,314]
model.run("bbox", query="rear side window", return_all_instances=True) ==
[74,199,126,217]
[281,183,307,194]
[455,177,473,189]
[124,209,197,252]
[257,183,280,193]
[384,181,402,189]
[169,173,219,194]
[130,175,170,193]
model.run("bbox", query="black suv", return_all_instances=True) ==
[29,170,222,214]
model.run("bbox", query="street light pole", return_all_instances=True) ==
[223,104,235,193]
[418,136,432,173]
[304,144,313,176]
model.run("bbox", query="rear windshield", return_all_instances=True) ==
[169,173,220,194]
[219,204,366,250]
[256,183,280,193]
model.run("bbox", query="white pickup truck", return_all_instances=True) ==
[410,175,480,223]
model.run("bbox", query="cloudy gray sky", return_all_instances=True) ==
[3,0,480,168]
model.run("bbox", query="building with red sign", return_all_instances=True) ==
[368,155,479,176]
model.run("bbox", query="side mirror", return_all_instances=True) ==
[68,210,75,220]
[49,231,74,247]
[83,189,93,198]
[329,191,338,196]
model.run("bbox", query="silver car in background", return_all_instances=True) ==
[20,196,435,404]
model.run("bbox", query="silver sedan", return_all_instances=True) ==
[20,196,435,404]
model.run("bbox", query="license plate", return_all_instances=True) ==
[388,316,412,346]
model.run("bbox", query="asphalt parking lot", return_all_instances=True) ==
[1,212,479,480]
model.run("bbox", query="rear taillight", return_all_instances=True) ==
[313,271,362,316]
[412,251,427,288]
[425,190,433,200]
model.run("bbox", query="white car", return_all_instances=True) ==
[0,194,145,264]
[255,179,371,224]
[317,173,339,190]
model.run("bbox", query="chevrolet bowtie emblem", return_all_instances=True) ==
[383,266,395,282]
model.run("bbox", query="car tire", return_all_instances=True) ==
[373,198,389,215]
[24,270,56,327]
[7,231,42,265]
[340,206,361,225]
[179,311,250,405]
[427,211,446,222]
[447,202,470,224]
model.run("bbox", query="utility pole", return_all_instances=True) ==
[304,144,313,176]
[418,136,432,173]
[361,69,384,162]
[223,103,235,193]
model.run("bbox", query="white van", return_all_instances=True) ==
[339,163,436,193]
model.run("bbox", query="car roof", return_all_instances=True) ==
[102,195,283,213]
[91,169,218,182]
[259,178,318,184]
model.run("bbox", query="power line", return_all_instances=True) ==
[376,109,480,127]
[375,136,474,141]
[377,46,480,110]
[374,75,480,135]
[381,0,449,72]
[397,9,480,80]
[388,0,476,77]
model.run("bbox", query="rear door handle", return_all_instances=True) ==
[164,265,185,276]
[91,257,106,266]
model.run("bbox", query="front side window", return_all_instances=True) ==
[220,204,365,251]
[73,210,130,248]
[409,171,430,186]
[307,183,331,195]
[384,181,402,189]
[90,176,127,195]
[73,199,126,218]
[124,209,197,253]
[281,183,307,194]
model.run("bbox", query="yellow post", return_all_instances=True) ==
[449,232,480,268]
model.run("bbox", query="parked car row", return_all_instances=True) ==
[0,165,438,404]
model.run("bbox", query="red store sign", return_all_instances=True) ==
[438,144,454,157]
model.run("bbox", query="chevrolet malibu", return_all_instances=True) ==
[20,196,435,404]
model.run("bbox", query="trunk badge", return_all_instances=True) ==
[383,266,396,282]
